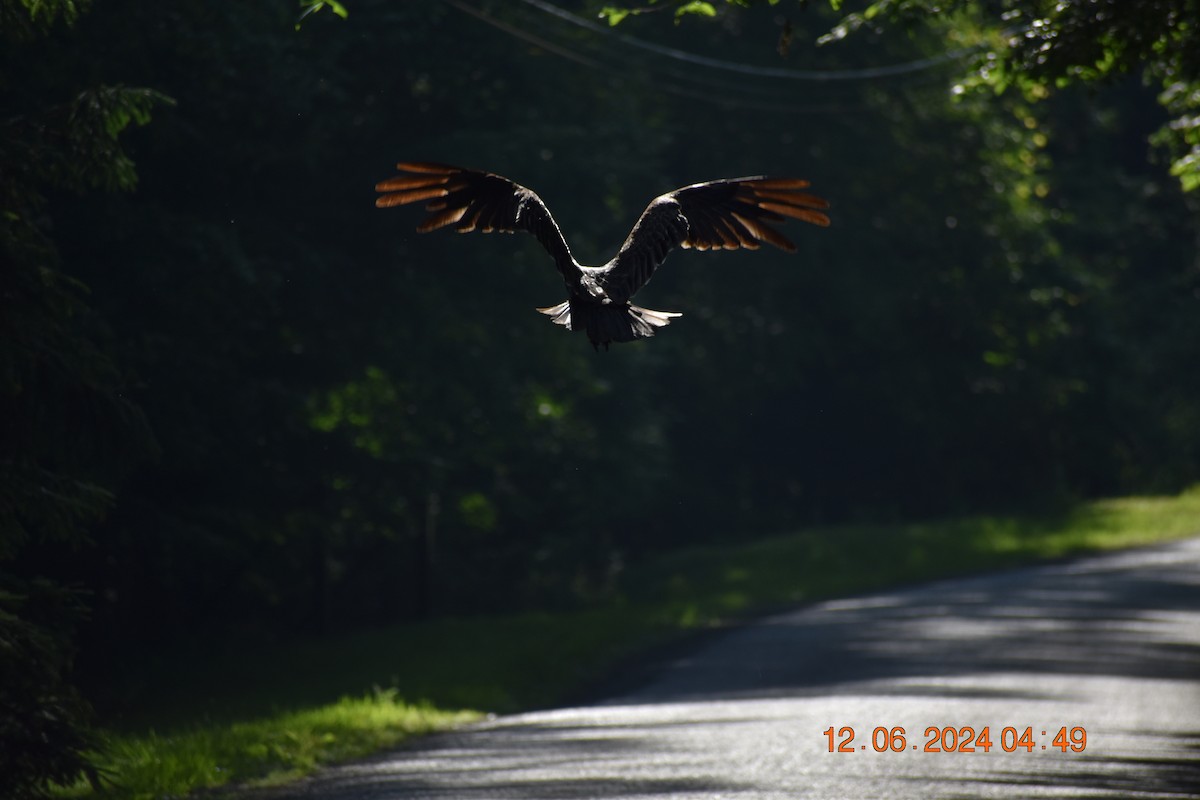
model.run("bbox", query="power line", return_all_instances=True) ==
[519,0,976,81]
[439,0,879,113]
[441,0,604,70]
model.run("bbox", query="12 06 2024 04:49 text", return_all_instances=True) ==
[823,725,1087,754]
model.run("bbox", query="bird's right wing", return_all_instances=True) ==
[375,162,578,280]
[607,176,830,300]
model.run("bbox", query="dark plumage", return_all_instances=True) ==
[375,162,830,349]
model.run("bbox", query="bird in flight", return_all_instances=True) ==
[375,163,830,349]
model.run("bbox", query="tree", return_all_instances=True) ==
[1,0,166,794]
[600,0,1200,191]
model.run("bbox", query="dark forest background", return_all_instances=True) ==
[3,0,1199,792]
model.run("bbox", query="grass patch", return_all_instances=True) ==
[620,486,1200,626]
[72,486,1200,799]
[62,692,475,799]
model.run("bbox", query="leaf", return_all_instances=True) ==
[1169,148,1200,191]
[675,1,717,20]
[599,6,631,26]
[296,1,348,30]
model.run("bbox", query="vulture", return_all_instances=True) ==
[375,162,830,349]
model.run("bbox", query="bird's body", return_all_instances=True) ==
[375,162,829,349]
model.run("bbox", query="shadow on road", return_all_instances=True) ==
[615,539,1200,703]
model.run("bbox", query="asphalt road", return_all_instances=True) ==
[286,537,1200,799]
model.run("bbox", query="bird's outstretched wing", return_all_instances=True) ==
[375,162,578,278]
[606,176,830,301]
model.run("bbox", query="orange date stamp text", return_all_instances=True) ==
[823,725,1087,753]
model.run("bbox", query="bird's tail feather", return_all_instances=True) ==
[537,301,573,327]
[536,300,681,347]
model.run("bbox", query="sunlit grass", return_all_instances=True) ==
[624,485,1200,627]
[71,486,1200,799]
[61,692,476,799]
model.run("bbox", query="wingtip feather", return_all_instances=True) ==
[751,177,812,189]
[752,188,830,211]
[395,161,458,174]
[375,174,451,192]
[416,206,469,232]
[374,186,449,206]
[758,201,831,227]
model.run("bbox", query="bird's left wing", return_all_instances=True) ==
[375,162,578,280]
[607,176,830,300]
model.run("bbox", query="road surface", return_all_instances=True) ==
[283,537,1200,798]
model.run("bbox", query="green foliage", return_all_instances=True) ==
[1,0,168,795]
[674,1,718,21]
[598,5,634,25]
[0,583,98,800]
[605,1,1200,190]
[623,486,1200,621]
[68,694,474,799]
[821,0,1200,191]
[0,0,86,40]
[296,0,347,30]
[1,23,166,555]
[62,87,171,192]
[600,0,781,25]
[1156,80,1200,191]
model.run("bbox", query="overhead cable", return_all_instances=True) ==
[519,0,976,81]
[441,0,604,70]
